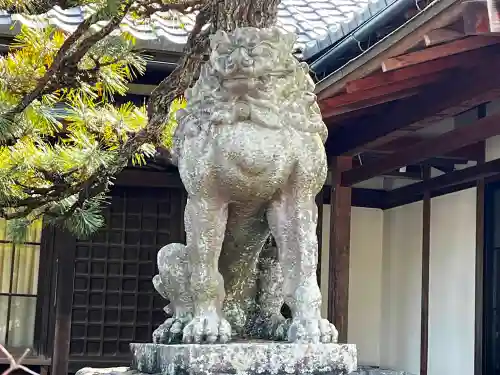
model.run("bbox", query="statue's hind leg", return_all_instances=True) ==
[182,195,232,344]
[246,240,289,340]
[219,203,270,336]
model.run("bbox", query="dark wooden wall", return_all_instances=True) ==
[37,169,188,373]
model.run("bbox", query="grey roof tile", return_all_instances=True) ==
[0,0,391,59]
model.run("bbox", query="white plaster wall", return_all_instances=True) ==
[320,206,384,366]
[380,201,423,374]
[320,189,477,374]
[427,188,476,375]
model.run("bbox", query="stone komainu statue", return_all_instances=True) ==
[152,27,337,344]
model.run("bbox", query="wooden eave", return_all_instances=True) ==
[317,0,500,206]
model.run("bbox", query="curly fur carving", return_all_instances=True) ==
[154,27,337,345]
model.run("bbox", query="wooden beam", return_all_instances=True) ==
[322,90,418,119]
[366,138,486,163]
[420,167,431,375]
[344,45,490,93]
[326,58,500,156]
[316,0,466,98]
[381,36,500,72]
[321,73,444,112]
[341,112,500,186]
[115,168,184,188]
[424,28,464,46]
[384,169,423,180]
[385,158,500,204]
[328,156,352,343]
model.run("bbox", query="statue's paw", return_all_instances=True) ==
[182,312,232,344]
[272,316,291,341]
[246,312,290,341]
[152,317,188,344]
[288,318,338,343]
[223,300,248,336]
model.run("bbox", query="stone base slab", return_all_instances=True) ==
[128,341,357,375]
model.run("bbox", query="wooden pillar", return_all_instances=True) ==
[475,176,485,375]
[327,156,352,343]
[316,188,324,286]
[474,136,486,375]
[51,229,76,375]
[420,167,431,375]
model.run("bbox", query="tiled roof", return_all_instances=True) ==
[0,0,390,59]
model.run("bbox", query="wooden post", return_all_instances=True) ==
[420,167,431,375]
[51,229,76,375]
[474,109,486,375]
[316,188,324,286]
[475,176,485,375]
[328,156,352,343]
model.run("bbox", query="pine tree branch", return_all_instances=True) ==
[0,1,134,146]
[0,0,280,236]
[0,0,89,15]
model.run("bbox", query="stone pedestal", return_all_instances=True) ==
[76,341,357,375]
[132,342,356,375]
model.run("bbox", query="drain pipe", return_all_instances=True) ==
[309,0,422,78]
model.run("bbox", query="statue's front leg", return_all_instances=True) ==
[182,196,232,344]
[267,192,338,343]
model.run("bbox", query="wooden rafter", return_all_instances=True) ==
[381,36,500,72]
[365,138,485,164]
[341,111,500,186]
[322,73,443,108]
[323,44,499,121]
[316,0,466,99]
[345,50,471,93]
[320,72,446,120]
[322,91,418,121]
[325,58,500,156]
[424,28,464,46]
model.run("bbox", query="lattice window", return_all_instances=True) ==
[0,219,42,348]
[70,187,183,357]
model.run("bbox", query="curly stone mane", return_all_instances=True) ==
[171,27,327,163]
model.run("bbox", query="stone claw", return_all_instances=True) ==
[182,312,232,344]
[152,316,189,344]
[288,318,338,343]
[246,312,290,341]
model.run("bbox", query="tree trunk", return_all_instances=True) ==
[211,0,281,30]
